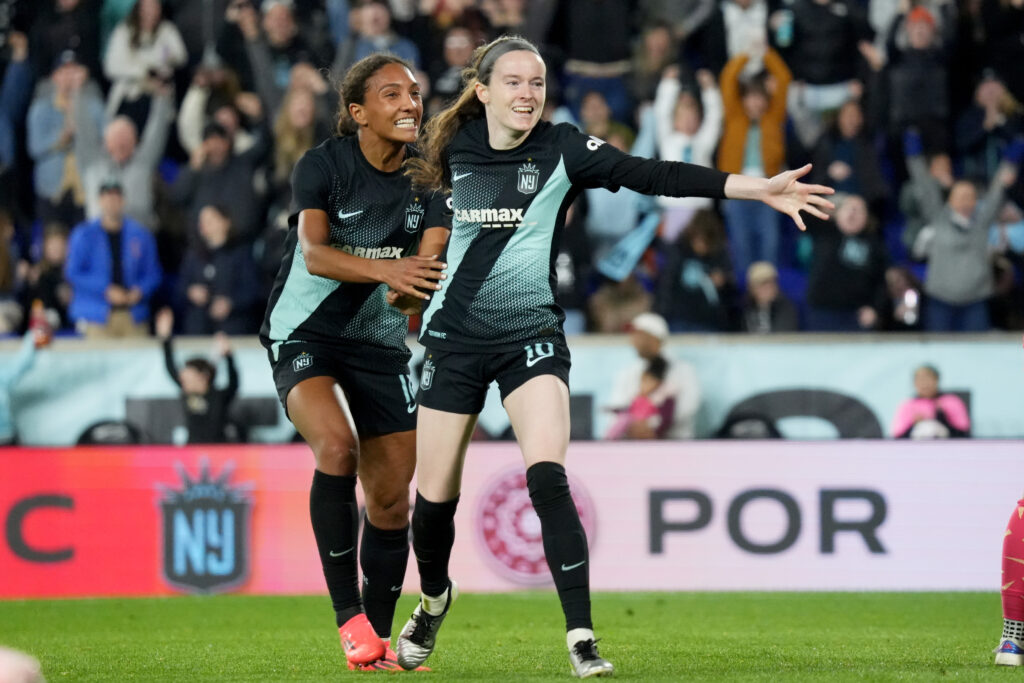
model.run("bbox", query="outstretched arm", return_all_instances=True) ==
[724,164,835,231]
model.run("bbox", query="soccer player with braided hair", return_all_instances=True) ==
[260,53,449,671]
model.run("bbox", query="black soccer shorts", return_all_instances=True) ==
[270,341,417,437]
[417,337,571,414]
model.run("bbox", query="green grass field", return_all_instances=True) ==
[0,592,1014,681]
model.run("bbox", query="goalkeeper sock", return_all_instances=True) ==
[1003,619,1024,642]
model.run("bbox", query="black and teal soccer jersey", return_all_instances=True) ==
[419,119,730,352]
[260,136,449,372]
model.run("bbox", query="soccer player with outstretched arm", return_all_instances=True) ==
[392,35,833,678]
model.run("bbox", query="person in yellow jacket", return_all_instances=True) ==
[717,42,792,280]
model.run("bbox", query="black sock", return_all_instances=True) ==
[309,469,362,627]
[360,518,410,639]
[527,461,592,631]
[411,491,459,597]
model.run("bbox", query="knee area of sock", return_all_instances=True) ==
[369,510,410,533]
[526,461,570,508]
[413,491,460,518]
[311,469,357,498]
[365,503,411,532]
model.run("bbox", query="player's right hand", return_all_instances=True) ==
[381,255,446,300]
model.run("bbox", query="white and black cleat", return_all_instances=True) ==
[395,581,458,670]
[569,638,614,678]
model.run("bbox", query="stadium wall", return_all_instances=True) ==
[1,441,1017,598]
[2,333,1023,443]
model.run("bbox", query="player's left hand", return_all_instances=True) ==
[761,164,835,231]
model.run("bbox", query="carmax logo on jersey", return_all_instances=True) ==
[331,244,403,259]
[455,208,525,229]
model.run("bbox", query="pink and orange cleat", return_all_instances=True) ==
[339,614,386,665]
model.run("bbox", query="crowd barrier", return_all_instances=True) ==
[2,333,1023,444]
[1,441,1018,598]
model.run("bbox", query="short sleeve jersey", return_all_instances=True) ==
[260,136,450,371]
[419,119,728,352]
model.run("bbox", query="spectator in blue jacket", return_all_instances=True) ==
[65,180,163,338]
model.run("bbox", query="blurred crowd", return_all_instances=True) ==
[1,0,1024,339]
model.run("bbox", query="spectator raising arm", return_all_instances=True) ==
[134,88,176,172]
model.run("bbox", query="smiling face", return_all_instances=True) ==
[476,49,546,149]
[349,62,423,145]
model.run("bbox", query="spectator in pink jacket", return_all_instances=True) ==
[605,355,676,440]
[891,365,970,439]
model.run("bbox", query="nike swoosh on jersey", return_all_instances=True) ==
[338,210,364,219]
[452,171,472,182]
[525,355,552,368]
